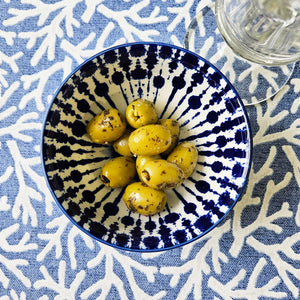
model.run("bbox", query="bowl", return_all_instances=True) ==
[42,42,252,252]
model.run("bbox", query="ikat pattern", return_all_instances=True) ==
[0,0,300,299]
[42,43,251,251]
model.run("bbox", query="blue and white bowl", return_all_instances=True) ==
[42,42,252,251]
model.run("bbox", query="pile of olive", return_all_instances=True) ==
[86,99,198,216]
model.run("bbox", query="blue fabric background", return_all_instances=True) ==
[0,0,299,299]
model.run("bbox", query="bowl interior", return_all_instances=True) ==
[42,43,252,251]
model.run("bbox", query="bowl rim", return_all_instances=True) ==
[41,41,253,252]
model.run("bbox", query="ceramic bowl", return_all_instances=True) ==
[42,42,252,251]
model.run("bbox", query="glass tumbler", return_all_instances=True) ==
[215,0,300,66]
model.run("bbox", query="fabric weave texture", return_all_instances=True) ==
[0,0,299,299]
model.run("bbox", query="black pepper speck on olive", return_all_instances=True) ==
[123,182,167,216]
[140,159,184,190]
[86,108,126,144]
[158,119,180,156]
[167,142,198,178]
[126,98,158,128]
[100,156,136,188]
[128,124,171,156]
[86,99,198,216]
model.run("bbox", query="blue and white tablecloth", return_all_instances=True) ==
[1,0,300,299]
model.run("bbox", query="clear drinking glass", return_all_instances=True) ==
[184,0,300,105]
[216,0,300,65]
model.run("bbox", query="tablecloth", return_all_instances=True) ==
[1,0,299,299]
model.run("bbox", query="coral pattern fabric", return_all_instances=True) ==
[0,0,299,299]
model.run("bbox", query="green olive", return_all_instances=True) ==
[128,124,171,156]
[136,155,160,180]
[140,159,184,190]
[86,108,127,144]
[123,182,167,216]
[167,142,198,178]
[158,119,180,155]
[100,156,136,188]
[113,130,132,157]
[126,98,158,128]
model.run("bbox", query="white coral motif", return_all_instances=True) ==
[247,234,300,299]
[81,244,166,299]
[253,86,300,146]
[1,290,27,300]
[0,166,13,212]
[97,0,168,42]
[7,140,52,226]
[282,145,300,227]
[0,1,300,299]
[0,28,16,46]
[19,56,73,112]
[207,257,288,299]
[160,220,231,300]
[0,51,23,88]
[0,223,37,289]
[68,226,95,270]
[34,260,85,299]
[229,146,293,257]
[60,23,126,65]
[290,78,300,114]
[37,215,69,262]
[37,215,95,270]
[4,0,82,66]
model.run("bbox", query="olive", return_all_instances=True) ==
[123,182,167,216]
[136,155,160,180]
[86,108,126,144]
[128,124,171,156]
[113,130,133,157]
[126,98,158,128]
[167,142,198,178]
[140,159,185,190]
[100,156,136,188]
[158,119,180,155]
